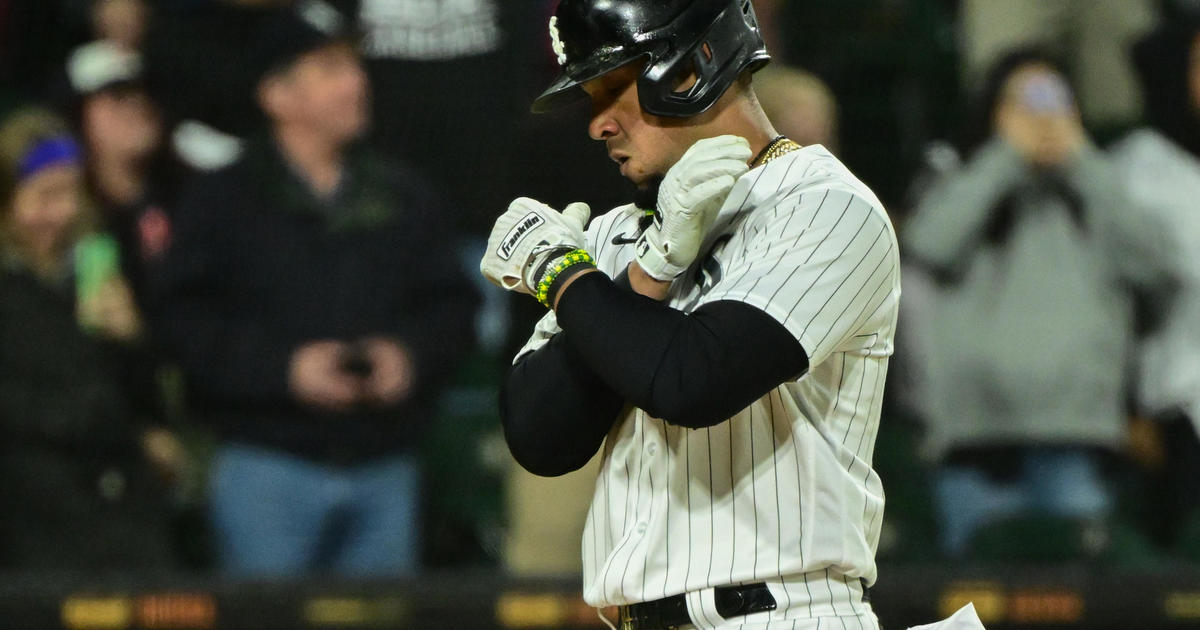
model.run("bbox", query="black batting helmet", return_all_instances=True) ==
[532,0,771,118]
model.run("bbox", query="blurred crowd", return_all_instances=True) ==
[0,0,1197,579]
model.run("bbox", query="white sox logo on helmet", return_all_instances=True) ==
[549,16,567,66]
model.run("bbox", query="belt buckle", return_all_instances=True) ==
[619,605,636,630]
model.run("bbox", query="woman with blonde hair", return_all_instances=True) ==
[0,106,180,569]
[1,110,92,275]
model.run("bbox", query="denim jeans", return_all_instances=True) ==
[209,442,420,577]
[934,447,1112,556]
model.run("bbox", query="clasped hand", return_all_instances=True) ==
[635,135,752,281]
[480,197,591,294]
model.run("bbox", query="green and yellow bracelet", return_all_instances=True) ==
[535,248,595,308]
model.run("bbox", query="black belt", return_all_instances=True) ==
[618,583,777,630]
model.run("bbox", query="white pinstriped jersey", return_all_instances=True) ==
[516,145,900,624]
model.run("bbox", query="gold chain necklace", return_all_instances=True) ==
[752,135,802,167]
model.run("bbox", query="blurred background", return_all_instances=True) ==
[0,0,1198,628]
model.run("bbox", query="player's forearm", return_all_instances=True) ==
[501,332,624,477]
[553,271,808,428]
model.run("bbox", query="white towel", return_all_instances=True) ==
[907,603,986,630]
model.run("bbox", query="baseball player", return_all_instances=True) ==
[481,1,900,629]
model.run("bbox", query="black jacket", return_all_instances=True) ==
[153,137,477,463]
[0,261,171,569]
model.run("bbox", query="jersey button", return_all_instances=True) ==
[635,522,648,535]
[645,443,657,457]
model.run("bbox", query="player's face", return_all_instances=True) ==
[583,64,699,188]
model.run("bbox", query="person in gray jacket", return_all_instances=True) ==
[902,49,1172,557]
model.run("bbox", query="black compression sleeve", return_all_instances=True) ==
[554,271,809,428]
[613,267,633,292]
[501,330,624,477]
[498,268,633,477]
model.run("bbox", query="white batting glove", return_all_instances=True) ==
[635,135,752,281]
[481,197,591,294]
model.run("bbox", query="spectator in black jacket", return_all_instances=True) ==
[153,1,477,577]
[0,106,179,570]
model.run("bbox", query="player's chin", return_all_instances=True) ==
[618,158,637,181]
[620,163,654,187]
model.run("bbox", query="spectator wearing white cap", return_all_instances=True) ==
[63,40,187,311]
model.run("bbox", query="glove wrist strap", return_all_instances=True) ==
[528,246,575,289]
[635,231,685,281]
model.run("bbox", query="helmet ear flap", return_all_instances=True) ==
[663,43,715,98]
[639,34,731,116]
[533,0,769,117]
[636,0,769,117]
[682,41,719,96]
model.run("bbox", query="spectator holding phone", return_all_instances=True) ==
[901,49,1172,558]
[0,107,180,569]
[153,1,477,577]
